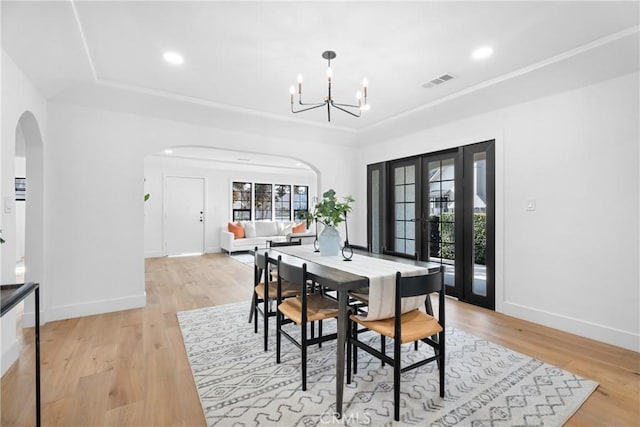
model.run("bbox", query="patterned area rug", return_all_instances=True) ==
[177,302,597,426]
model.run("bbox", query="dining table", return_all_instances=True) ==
[259,245,440,418]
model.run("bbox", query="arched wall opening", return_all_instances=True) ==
[17,111,45,328]
[0,110,45,375]
[142,146,320,259]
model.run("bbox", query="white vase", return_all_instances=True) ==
[318,224,341,256]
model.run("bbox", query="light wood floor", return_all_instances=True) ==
[1,253,638,426]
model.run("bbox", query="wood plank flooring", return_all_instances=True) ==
[1,253,638,426]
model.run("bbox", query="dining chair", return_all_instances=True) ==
[347,266,446,421]
[275,256,339,391]
[252,248,299,351]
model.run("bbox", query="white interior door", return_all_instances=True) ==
[165,176,204,256]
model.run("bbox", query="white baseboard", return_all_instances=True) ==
[1,340,19,377]
[27,293,147,324]
[145,250,164,258]
[503,301,639,352]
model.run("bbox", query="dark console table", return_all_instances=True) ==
[1,282,40,427]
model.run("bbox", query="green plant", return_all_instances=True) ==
[144,193,150,202]
[428,212,487,264]
[312,189,354,228]
[295,210,314,228]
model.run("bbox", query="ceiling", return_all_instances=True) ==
[2,1,639,141]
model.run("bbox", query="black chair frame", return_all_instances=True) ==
[276,257,338,391]
[347,266,446,421]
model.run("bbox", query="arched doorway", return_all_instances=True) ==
[15,111,45,327]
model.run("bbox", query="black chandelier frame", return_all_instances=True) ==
[290,50,368,122]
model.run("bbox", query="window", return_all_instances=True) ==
[254,183,273,220]
[232,182,252,221]
[293,185,309,222]
[232,181,309,221]
[274,184,291,220]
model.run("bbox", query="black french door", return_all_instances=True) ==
[421,141,494,309]
[367,140,495,310]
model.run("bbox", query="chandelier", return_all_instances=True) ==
[289,50,369,122]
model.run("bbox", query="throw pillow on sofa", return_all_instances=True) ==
[228,222,245,239]
[243,222,257,238]
[292,222,306,233]
[255,221,278,237]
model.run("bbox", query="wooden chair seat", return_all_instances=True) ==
[350,309,442,344]
[278,294,339,324]
[255,280,299,299]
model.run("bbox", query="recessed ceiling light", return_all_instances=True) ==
[163,51,184,65]
[164,149,173,154]
[471,46,493,60]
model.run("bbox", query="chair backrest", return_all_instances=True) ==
[395,266,445,327]
[276,256,310,319]
[276,256,306,288]
[270,238,302,247]
[382,247,419,260]
[253,246,269,285]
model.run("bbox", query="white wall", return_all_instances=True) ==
[354,72,640,352]
[1,50,48,375]
[143,155,317,257]
[45,101,359,322]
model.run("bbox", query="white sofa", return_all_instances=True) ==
[220,221,311,254]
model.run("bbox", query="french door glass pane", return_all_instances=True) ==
[371,169,380,252]
[427,158,456,289]
[441,159,455,180]
[393,164,416,255]
[406,184,415,202]
[472,151,488,297]
[405,165,415,183]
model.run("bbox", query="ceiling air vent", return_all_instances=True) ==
[422,73,457,89]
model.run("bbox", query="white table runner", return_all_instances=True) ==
[273,245,428,321]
